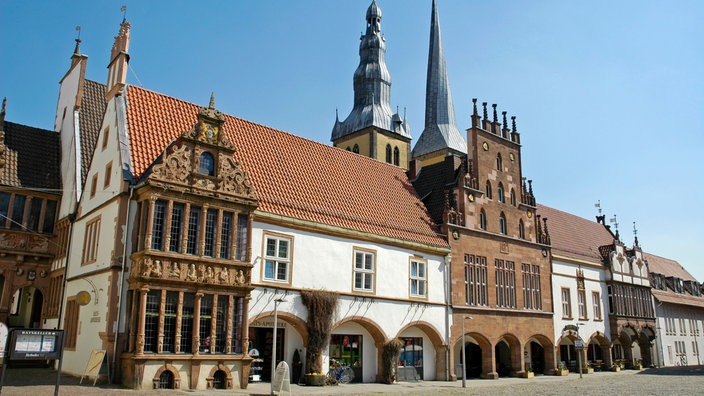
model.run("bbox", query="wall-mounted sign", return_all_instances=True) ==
[8,329,64,360]
[76,291,91,306]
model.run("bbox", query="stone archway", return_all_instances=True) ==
[587,331,611,369]
[638,326,656,367]
[332,316,388,382]
[206,363,233,389]
[396,320,447,381]
[452,332,493,379]
[152,363,182,389]
[617,324,638,368]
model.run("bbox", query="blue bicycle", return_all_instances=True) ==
[327,358,355,384]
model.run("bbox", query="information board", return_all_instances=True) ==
[8,329,63,360]
[272,361,290,395]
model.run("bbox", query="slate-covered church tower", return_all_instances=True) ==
[331,0,411,170]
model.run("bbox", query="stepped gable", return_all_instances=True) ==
[0,121,60,190]
[126,85,447,248]
[78,80,108,187]
[537,204,614,263]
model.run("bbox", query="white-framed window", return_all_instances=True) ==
[263,234,291,282]
[577,290,587,319]
[592,291,602,320]
[354,249,375,292]
[561,288,572,319]
[410,259,427,298]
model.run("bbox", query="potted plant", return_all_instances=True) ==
[633,359,643,370]
[300,290,338,386]
[612,361,621,372]
[556,361,569,376]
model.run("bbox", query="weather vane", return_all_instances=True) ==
[121,5,127,22]
[610,214,619,231]
[594,200,601,215]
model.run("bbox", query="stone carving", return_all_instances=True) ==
[151,260,162,278]
[151,144,191,183]
[219,267,229,284]
[170,262,181,278]
[206,266,214,283]
[234,270,246,286]
[141,257,153,277]
[187,264,197,281]
[195,178,217,191]
[0,234,49,253]
[197,264,206,282]
[218,155,254,197]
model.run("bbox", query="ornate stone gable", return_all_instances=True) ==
[149,95,256,202]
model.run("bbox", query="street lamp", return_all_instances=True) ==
[270,297,286,396]
[575,323,584,379]
[461,316,473,388]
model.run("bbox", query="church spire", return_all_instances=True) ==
[331,0,410,142]
[412,0,466,159]
[105,16,131,100]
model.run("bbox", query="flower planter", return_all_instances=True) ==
[522,371,534,378]
[612,366,621,372]
[555,368,570,376]
[305,374,326,386]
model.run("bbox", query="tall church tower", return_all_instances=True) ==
[411,0,466,167]
[332,0,411,170]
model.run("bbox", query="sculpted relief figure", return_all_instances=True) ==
[234,270,246,286]
[219,267,230,284]
[206,266,214,283]
[170,262,181,278]
[151,260,163,278]
[141,257,153,277]
[187,263,197,281]
[198,264,206,282]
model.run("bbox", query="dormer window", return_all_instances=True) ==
[199,152,215,176]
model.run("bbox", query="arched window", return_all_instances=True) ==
[158,370,175,389]
[479,209,487,230]
[485,181,492,199]
[510,189,516,206]
[212,370,227,389]
[499,212,507,234]
[497,183,505,203]
[199,152,215,176]
[385,144,392,163]
[519,219,525,239]
[496,153,503,171]
[346,146,351,151]
[353,144,359,154]
[393,146,400,166]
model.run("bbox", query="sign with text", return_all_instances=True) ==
[8,329,63,360]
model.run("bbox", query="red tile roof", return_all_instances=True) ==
[125,85,448,249]
[645,252,695,281]
[537,204,615,264]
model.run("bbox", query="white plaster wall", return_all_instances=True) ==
[656,303,704,367]
[67,202,120,279]
[250,221,446,304]
[60,272,113,376]
[551,259,610,345]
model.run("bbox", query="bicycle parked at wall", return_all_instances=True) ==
[327,358,355,384]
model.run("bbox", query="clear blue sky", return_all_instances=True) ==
[1,1,703,280]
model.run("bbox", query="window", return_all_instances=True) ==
[346,146,351,151]
[46,273,64,318]
[578,290,587,319]
[518,219,525,239]
[163,291,178,353]
[82,217,101,265]
[499,212,507,235]
[90,174,98,198]
[496,153,502,171]
[203,209,217,257]
[561,288,572,318]
[495,259,516,308]
[607,285,614,314]
[151,200,167,250]
[199,295,213,352]
[479,209,487,230]
[0,192,10,227]
[393,147,400,166]
[199,152,215,176]
[385,144,392,163]
[264,234,291,282]
[592,291,602,320]
[0,194,55,233]
[214,296,227,353]
[410,259,426,298]
[522,263,541,310]
[64,298,79,349]
[465,254,488,306]
[102,127,110,150]
[104,161,112,188]
[497,183,505,203]
[27,198,42,231]
[187,206,201,255]
[169,203,184,253]
[143,290,160,352]
[235,214,249,261]
[353,144,359,154]
[180,293,194,353]
[510,189,516,206]
[9,194,25,229]
[220,212,233,259]
[485,181,492,199]
[354,249,375,291]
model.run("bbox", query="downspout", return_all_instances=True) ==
[111,182,140,382]
[444,253,452,381]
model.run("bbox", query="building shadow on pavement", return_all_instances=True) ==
[637,366,704,376]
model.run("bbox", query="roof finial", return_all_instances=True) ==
[74,26,81,55]
[511,116,517,132]
[209,92,215,109]
[121,5,127,23]
[1,97,6,117]
[502,111,508,129]
[633,221,639,247]
[482,102,488,121]
[492,104,498,123]
[472,98,478,117]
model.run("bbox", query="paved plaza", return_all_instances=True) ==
[0,366,702,396]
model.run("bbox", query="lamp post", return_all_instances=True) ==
[575,323,584,379]
[461,316,473,388]
[270,297,286,396]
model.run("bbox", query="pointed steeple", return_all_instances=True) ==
[331,0,411,142]
[105,18,131,100]
[412,0,466,159]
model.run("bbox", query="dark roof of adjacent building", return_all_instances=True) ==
[645,252,695,281]
[125,85,448,249]
[410,155,463,226]
[537,204,615,264]
[0,121,61,192]
[79,80,108,187]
